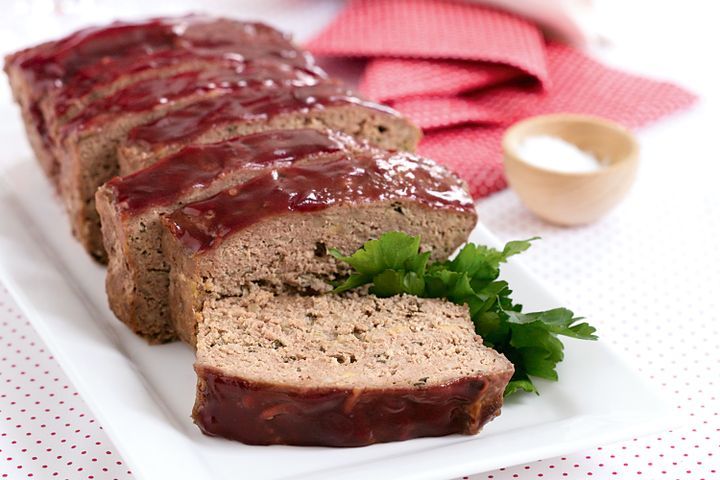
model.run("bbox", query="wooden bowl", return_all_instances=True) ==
[502,114,639,226]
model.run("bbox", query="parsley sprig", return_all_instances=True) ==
[330,231,597,396]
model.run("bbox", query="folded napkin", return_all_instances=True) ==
[306,0,549,83]
[307,0,696,198]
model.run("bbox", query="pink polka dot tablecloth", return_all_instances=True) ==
[0,282,133,480]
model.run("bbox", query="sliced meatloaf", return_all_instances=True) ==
[161,151,477,345]
[193,291,514,446]
[57,63,323,261]
[96,129,358,343]
[4,15,315,188]
[118,83,421,173]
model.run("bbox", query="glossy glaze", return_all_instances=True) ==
[164,152,475,253]
[52,48,316,118]
[194,367,507,446]
[12,16,311,110]
[61,62,323,135]
[108,129,347,215]
[127,82,396,147]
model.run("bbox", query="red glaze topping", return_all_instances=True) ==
[52,48,318,118]
[14,18,185,86]
[164,152,475,253]
[12,16,310,105]
[194,367,507,446]
[63,62,322,135]
[128,83,397,147]
[108,129,348,215]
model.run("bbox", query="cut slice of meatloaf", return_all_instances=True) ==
[57,63,323,262]
[161,151,477,345]
[117,82,421,174]
[193,291,514,446]
[42,20,318,124]
[4,15,315,188]
[96,129,359,343]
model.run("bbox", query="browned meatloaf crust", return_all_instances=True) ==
[3,16,313,189]
[96,129,361,343]
[161,150,477,345]
[193,292,513,446]
[117,83,421,173]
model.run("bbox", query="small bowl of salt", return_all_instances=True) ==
[502,113,639,226]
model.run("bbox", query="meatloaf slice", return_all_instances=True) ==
[58,63,322,261]
[42,19,317,123]
[4,15,313,188]
[117,82,421,174]
[96,129,358,343]
[162,151,477,345]
[193,291,514,446]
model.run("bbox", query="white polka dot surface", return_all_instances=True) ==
[0,283,133,480]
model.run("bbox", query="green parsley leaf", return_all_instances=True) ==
[504,376,538,396]
[331,273,371,294]
[329,231,422,277]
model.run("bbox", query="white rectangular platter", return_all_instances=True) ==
[0,102,674,480]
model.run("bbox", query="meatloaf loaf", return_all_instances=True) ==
[161,150,477,345]
[117,82,421,173]
[96,129,359,343]
[193,290,514,446]
[4,16,315,189]
[56,63,325,261]
[5,16,421,263]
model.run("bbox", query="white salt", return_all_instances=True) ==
[516,135,601,173]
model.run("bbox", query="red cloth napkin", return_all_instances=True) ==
[306,0,549,85]
[307,0,697,199]
[390,96,506,130]
[360,58,521,102]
